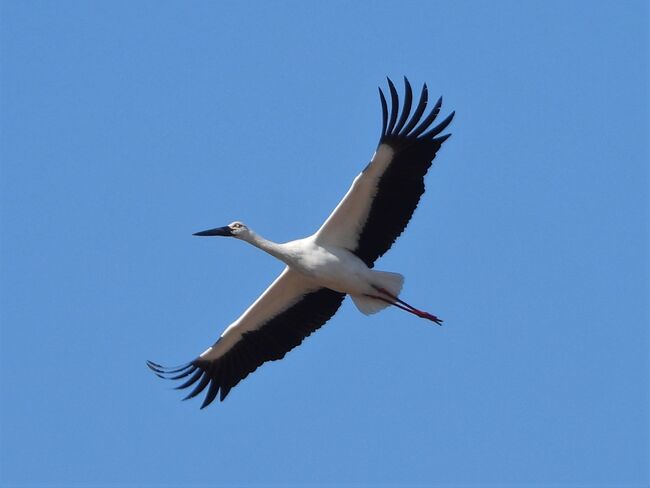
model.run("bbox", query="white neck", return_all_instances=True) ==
[241,231,289,263]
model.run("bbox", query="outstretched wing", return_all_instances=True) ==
[315,77,455,267]
[148,268,345,408]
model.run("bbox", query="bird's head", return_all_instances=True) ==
[193,221,251,239]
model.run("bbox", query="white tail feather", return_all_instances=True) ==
[351,271,404,315]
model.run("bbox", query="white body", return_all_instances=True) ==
[250,234,378,296]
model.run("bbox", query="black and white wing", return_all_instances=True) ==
[315,77,455,267]
[148,268,345,408]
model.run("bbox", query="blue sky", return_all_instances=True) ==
[1,1,647,486]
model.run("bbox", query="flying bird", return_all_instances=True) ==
[148,77,455,408]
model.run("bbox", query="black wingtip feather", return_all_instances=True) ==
[168,365,198,380]
[175,368,203,390]
[200,380,220,409]
[386,77,399,135]
[409,96,443,138]
[379,79,453,144]
[146,361,164,373]
[433,133,452,144]
[379,87,388,137]
[183,372,211,400]
[378,79,452,144]
[421,110,455,139]
[399,83,428,136]
[220,385,232,402]
[146,361,193,376]
[393,77,413,135]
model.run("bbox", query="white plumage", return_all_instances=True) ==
[148,77,455,408]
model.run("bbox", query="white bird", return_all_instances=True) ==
[148,77,455,408]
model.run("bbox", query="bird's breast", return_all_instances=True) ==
[288,242,371,295]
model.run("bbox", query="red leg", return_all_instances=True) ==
[365,289,443,325]
[371,286,443,325]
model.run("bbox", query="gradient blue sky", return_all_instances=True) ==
[1,1,648,486]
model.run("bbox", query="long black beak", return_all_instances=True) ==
[193,226,233,237]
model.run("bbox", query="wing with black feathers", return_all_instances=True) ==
[148,268,345,408]
[316,77,454,267]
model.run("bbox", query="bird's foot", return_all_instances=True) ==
[414,310,443,325]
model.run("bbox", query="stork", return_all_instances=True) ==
[148,77,455,408]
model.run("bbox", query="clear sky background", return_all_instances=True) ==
[1,1,647,487]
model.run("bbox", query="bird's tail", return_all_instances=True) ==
[351,271,404,315]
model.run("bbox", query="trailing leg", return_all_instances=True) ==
[371,286,443,325]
